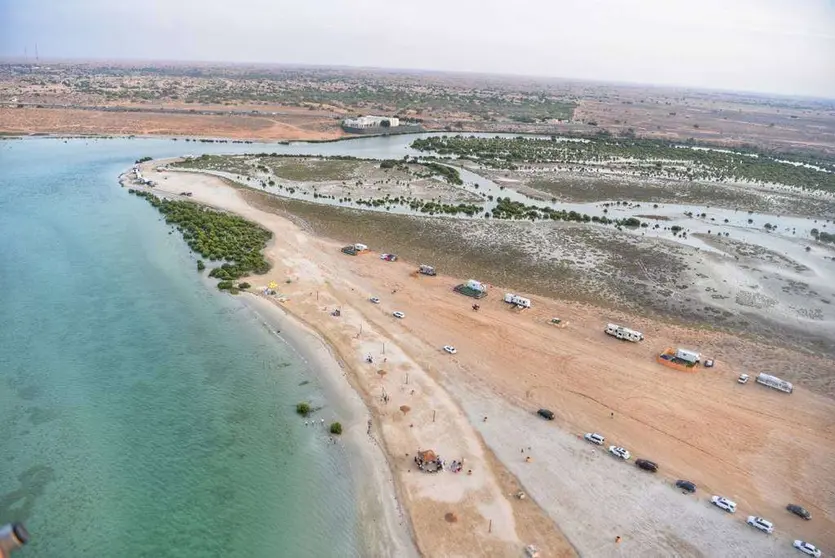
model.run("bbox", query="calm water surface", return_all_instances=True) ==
[0,138,367,557]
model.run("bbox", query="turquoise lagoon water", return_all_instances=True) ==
[0,138,371,557]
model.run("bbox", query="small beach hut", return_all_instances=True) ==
[415,449,442,472]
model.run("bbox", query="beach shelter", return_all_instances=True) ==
[418,449,437,462]
[415,449,441,472]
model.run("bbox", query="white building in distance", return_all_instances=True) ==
[343,115,400,129]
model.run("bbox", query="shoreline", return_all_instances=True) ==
[238,293,419,558]
[125,163,835,556]
[124,166,580,556]
[117,167,420,555]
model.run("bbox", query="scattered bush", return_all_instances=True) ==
[196,259,205,271]
[329,422,343,435]
[238,282,251,289]
[296,402,311,417]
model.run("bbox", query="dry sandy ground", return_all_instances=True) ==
[136,165,576,557]
[239,294,418,558]
[135,164,835,556]
[0,107,343,140]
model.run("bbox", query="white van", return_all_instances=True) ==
[584,433,605,445]
[711,496,737,513]
[604,323,643,343]
[504,293,532,308]
[746,516,774,534]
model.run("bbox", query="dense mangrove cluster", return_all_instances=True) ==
[419,162,463,185]
[129,190,272,287]
[351,194,481,216]
[411,136,835,192]
[490,197,642,227]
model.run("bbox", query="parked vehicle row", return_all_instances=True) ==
[578,426,818,553]
[361,251,819,555]
[706,495,820,552]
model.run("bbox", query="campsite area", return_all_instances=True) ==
[133,163,835,555]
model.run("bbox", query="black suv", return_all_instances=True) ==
[675,479,697,493]
[635,459,658,472]
[786,504,811,520]
[537,408,555,420]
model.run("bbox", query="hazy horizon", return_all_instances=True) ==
[1,0,834,99]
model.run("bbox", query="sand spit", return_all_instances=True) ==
[128,163,835,557]
[127,165,576,557]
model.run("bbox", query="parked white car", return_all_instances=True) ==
[747,516,774,534]
[711,496,737,513]
[369,297,381,304]
[584,433,605,445]
[738,373,749,384]
[793,541,821,557]
[392,311,405,319]
[443,345,457,354]
[608,446,630,460]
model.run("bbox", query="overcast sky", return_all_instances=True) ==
[1,0,834,98]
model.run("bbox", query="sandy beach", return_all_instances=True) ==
[127,162,835,557]
[239,294,418,558]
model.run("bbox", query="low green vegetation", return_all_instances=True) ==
[351,195,481,217]
[411,136,835,192]
[177,153,463,186]
[267,159,359,182]
[46,65,578,121]
[296,402,311,417]
[196,259,205,271]
[171,154,254,175]
[420,162,463,185]
[135,156,153,164]
[379,159,406,170]
[129,190,272,287]
[490,197,643,227]
[329,422,343,435]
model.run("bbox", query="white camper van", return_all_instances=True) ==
[504,293,532,308]
[675,349,701,364]
[756,373,793,394]
[466,279,486,293]
[604,323,644,343]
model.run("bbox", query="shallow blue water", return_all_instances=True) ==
[0,138,364,557]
